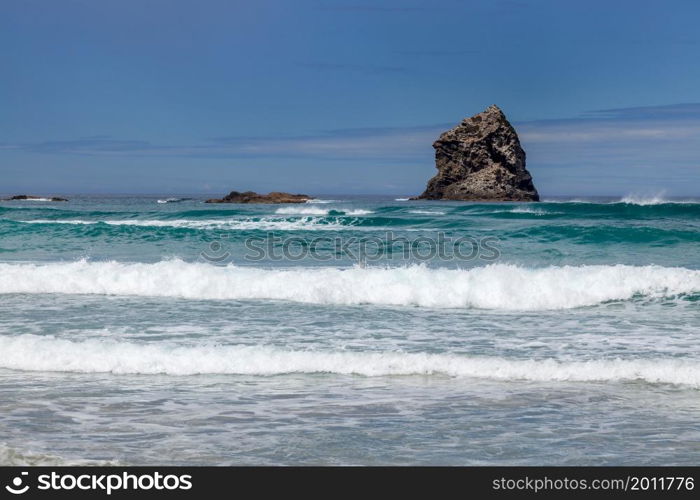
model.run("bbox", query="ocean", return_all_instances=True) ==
[0,194,698,465]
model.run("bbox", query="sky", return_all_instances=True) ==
[1,0,699,196]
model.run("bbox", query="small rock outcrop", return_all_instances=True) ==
[205,191,312,204]
[4,195,68,202]
[415,105,539,201]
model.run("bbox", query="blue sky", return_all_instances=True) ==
[1,0,699,196]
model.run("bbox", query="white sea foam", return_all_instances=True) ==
[540,198,593,203]
[542,197,700,205]
[618,194,698,205]
[509,206,549,215]
[0,442,117,466]
[395,198,410,201]
[275,207,374,216]
[344,209,374,215]
[275,206,330,215]
[485,206,554,215]
[17,217,352,231]
[305,199,338,204]
[8,197,54,202]
[0,260,697,310]
[408,210,446,215]
[156,197,190,204]
[1,335,698,387]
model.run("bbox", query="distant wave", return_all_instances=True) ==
[3,197,55,202]
[275,207,374,216]
[1,335,698,387]
[508,206,550,215]
[275,206,332,215]
[408,210,446,215]
[305,199,338,204]
[480,206,563,217]
[15,217,355,231]
[0,260,697,310]
[541,196,700,206]
[343,209,374,215]
[395,198,410,201]
[156,197,192,204]
[618,194,699,206]
[619,194,668,206]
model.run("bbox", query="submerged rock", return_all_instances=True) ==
[415,105,539,201]
[4,195,68,201]
[205,191,312,204]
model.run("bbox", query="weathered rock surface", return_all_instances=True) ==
[415,105,539,201]
[205,191,312,204]
[4,195,68,201]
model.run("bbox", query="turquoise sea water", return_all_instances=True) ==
[0,194,698,465]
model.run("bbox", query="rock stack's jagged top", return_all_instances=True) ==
[416,105,539,201]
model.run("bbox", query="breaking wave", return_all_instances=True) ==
[275,206,333,215]
[305,199,338,204]
[156,197,192,204]
[508,206,551,215]
[15,217,355,231]
[275,207,374,216]
[408,210,446,215]
[0,260,697,310]
[1,335,698,387]
[2,197,55,202]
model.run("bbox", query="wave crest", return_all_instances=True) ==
[0,260,697,310]
[15,217,354,231]
[619,193,699,205]
[1,335,698,387]
[275,207,373,216]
